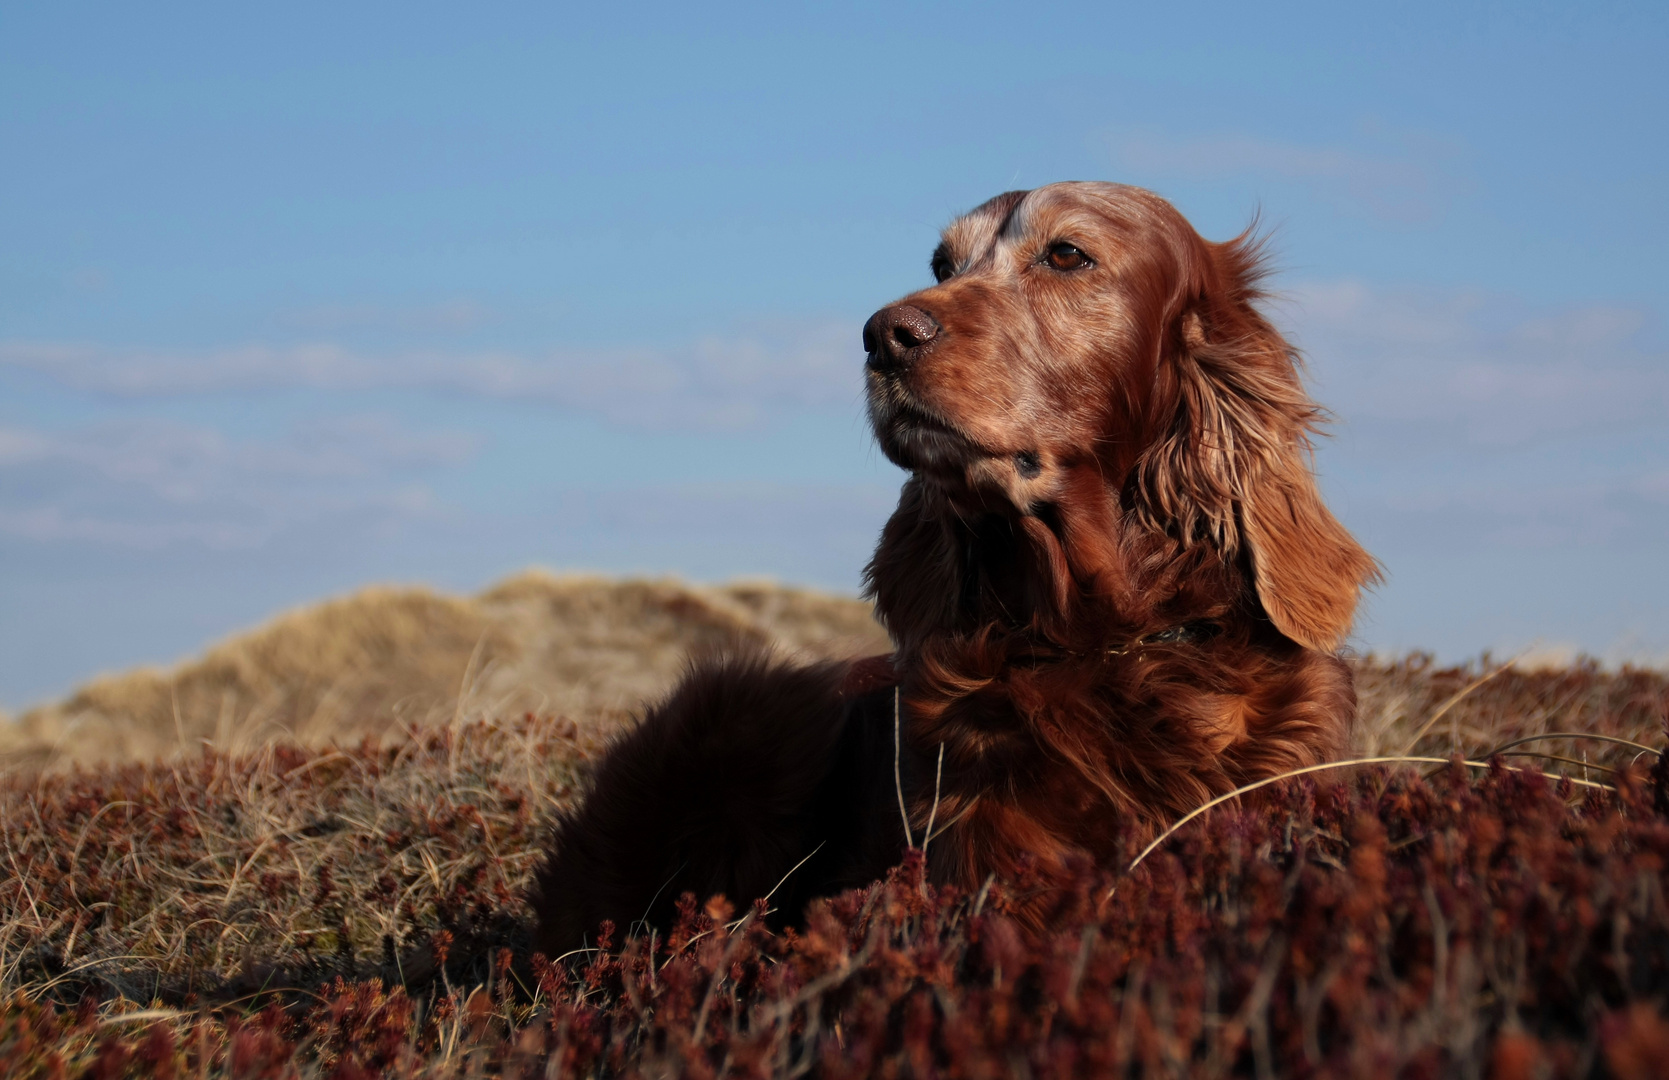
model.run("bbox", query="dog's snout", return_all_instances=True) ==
[863,304,940,373]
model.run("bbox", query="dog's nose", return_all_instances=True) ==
[863,304,940,373]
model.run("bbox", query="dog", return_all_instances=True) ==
[530,182,1379,953]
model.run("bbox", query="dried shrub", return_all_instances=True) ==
[3,667,1668,1076]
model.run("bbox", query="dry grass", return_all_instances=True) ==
[6,652,1661,1004]
[1352,652,1668,773]
[4,724,1668,1076]
[0,712,616,1006]
[3,577,1668,1076]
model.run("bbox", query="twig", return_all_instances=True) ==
[220,835,276,913]
[1113,755,1612,896]
[98,1008,186,1027]
[1398,656,1522,755]
[1480,731,1658,758]
[31,953,155,997]
[68,801,139,886]
[1494,751,1616,775]
[761,841,828,907]
[448,630,490,780]
[691,911,753,1043]
[893,687,914,848]
[920,744,945,859]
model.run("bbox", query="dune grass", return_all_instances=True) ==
[2,600,1667,1076]
[0,573,891,772]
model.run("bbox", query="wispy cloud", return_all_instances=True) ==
[7,288,1666,572]
[1284,282,1669,446]
[1357,475,1669,550]
[278,298,493,334]
[1276,281,1669,564]
[0,415,477,549]
[0,320,863,430]
[1110,128,1463,222]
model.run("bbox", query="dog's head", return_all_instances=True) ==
[863,182,1378,653]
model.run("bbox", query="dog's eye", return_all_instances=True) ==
[930,247,955,283]
[1043,242,1093,272]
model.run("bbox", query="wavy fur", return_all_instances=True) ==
[532,182,1379,948]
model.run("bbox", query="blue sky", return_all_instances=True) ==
[2,1,1666,707]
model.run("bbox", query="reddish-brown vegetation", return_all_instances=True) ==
[3,659,1668,1077]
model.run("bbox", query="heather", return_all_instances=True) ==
[2,657,1668,1077]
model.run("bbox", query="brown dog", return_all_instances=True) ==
[531,182,1378,952]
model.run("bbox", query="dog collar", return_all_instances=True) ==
[1103,620,1219,657]
[1013,620,1219,667]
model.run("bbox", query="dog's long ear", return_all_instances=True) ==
[1236,426,1382,652]
[1133,238,1380,652]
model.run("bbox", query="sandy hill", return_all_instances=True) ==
[3,569,1665,773]
[0,571,889,771]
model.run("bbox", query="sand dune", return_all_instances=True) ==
[0,570,888,771]
[5,569,1664,774]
